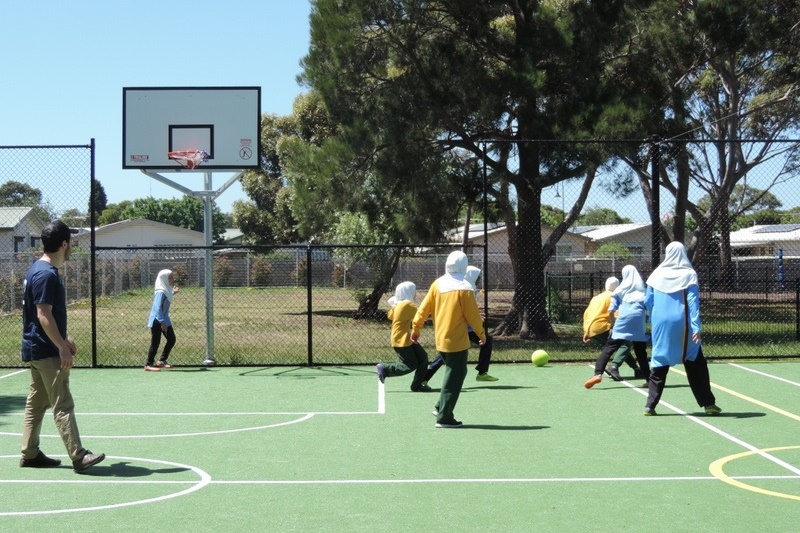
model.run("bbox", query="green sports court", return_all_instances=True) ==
[2,361,798,532]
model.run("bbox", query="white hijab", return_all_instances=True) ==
[464,265,481,297]
[614,265,645,303]
[388,281,416,307]
[154,269,174,302]
[439,251,474,293]
[646,242,698,293]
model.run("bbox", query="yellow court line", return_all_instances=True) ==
[709,446,800,502]
[671,367,800,422]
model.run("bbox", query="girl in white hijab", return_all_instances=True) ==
[376,281,431,392]
[584,266,650,388]
[145,269,178,371]
[643,242,720,416]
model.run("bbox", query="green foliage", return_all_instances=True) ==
[99,196,226,242]
[213,256,233,287]
[578,207,631,226]
[595,242,633,261]
[0,180,55,222]
[90,179,108,220]
[171,263,189,285]
[250,256,272,286]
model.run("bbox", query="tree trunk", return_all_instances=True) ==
[493,173,555,340]
[354,248,402,319]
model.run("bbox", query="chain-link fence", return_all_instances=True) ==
[1,139,799,368]
[0,143,93,367]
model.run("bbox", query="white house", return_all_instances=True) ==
[449,222,592,262]
[72,218,206,249]
[728,224,800,257]
[0,207,45,257]
[569,223,652,258]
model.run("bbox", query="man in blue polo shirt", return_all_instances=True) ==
[20,220,105,473]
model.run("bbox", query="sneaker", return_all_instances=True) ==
[202,359,216,367]
[144,365,161,372]
[584,375,602,389]
[20,451,61,468]
[639,380,650,388]
[435,420,463,428]
[156,361,172,369]
[421,381,428,388]
[376,363,386,384]
[704,405,722,415]
[476,373,498,382]
[605,364,623,381]
[73,451,105,473]
[643,408,657,416]
[412,384,432,392]
[432,407,439,416]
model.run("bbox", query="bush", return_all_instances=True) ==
[250,256,272,287]
[171,263,189,285]
[213,256,233,287]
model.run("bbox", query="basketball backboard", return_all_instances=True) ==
[123,86,261,170]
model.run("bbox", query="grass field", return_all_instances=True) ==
[1,361,799,532]
[1,287,799,368]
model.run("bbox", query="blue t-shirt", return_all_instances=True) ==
[21,260,67,361]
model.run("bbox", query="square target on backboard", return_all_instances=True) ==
[123,86,261,171]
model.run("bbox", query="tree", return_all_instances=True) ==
[0,180,55,222]
[90,179,108,222]
[100,197,226,242]
[302,0,652,338]
[98,200,133,226]
[577,207,633,226]
[617,0,799,282]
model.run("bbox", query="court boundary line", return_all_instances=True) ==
[728,362,800,387]
[612,366,800,480]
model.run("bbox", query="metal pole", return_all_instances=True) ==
[89,139,98,367]
[202,172,216,366]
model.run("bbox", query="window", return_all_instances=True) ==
[14,236,25,253]
[30,236,40,249]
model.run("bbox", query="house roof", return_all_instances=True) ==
[569,223,649,241]
[91,218,204,237]
[729,224,800,248]
[221,228,243,242]
[0,206,39,230]
[449,222,592,244]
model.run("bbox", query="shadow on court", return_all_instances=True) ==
[463,424,550,431]
[88,462,192,478]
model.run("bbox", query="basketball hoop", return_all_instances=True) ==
[167,150,209,170]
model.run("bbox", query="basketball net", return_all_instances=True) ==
[167,150,209,170]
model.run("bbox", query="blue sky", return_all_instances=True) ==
[0,0,311,214]
[2,1,793,225]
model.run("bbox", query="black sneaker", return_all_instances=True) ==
[605,364,623,381]
[20,451,61,468]
[73,451,105,473]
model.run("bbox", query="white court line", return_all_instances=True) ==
[729,363,800,387]
[0,455,210,517]
[3,474,797,486]
[378,379,386,414]
[0,369,26,380]
[616,369,800,477]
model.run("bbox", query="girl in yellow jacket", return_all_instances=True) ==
[411,251,485,428]
[376,281,431,392]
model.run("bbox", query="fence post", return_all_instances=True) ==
[307,245,313,366]
[796,278,799,341]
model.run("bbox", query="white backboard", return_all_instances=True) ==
[123,86,261,170]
